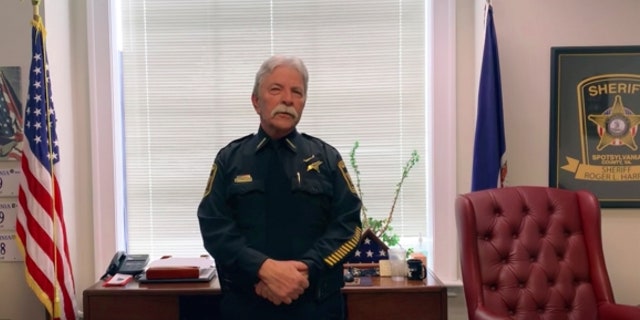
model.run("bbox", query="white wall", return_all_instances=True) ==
[1,1,640,319]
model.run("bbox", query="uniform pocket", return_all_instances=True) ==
[290,177,333,242]
[227,181,266,231]
[292,177,332,197]
[228,180,265,197]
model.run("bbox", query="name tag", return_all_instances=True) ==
[234,174,253,183]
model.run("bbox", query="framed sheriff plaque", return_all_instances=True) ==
[550,46,640,207]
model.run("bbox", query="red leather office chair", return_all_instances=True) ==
[455,186,640,320]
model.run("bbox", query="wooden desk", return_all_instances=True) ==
[344,272,447,320]
[83,270,446,320]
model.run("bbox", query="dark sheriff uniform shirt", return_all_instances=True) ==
[198,127,362,304]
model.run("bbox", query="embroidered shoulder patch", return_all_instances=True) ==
[203,163,217,198]
[338,160,357,195]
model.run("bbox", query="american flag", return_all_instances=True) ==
[15,16,77,320]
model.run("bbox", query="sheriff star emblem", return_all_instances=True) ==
[588,95,640,151]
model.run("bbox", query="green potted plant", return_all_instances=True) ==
[348,141,420,251]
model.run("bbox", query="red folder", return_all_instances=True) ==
[145,266,200,280]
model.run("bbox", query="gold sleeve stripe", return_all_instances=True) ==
[203,163,218,198]
[323,227,362,267]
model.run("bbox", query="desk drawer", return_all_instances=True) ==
[346,291,445,320]
[85,295,179,320]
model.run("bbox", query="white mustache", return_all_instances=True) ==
[270,104,299,119]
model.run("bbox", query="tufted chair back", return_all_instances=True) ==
[455,186,640,320]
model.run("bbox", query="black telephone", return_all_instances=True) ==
[101,251,150,280]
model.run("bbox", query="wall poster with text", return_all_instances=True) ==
[550,46,640,208]
[0,66,22,261]
[0,66,23,161]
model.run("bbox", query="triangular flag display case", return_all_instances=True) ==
[347,229,390,264]
[344,229,390,277]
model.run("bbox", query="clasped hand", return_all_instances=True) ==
[255,259,309,305]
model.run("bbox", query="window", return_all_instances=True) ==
[88,0,459,283]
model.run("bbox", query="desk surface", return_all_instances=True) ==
[86,277,221,295]
[343,270,445,292]
[86,269,443,294]
[84,270,447,320]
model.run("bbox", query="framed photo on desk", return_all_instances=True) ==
[549,45,640,207]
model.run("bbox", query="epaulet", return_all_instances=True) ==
[301,132,336,151]
[301,132,324,144]
[220,133,254,152]
[230,133,254,144]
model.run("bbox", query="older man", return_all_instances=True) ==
[198,54,362,320]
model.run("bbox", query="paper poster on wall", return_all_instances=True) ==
[0,161,20,196]
[0,198,17,230]
[0,66,24,161]
[0,232,21,261]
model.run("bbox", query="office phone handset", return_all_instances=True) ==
[101,251,150,280]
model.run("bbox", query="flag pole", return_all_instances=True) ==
[484,0,491,25]
[32,0,40,18]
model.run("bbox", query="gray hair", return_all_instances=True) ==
[252,55,309,98]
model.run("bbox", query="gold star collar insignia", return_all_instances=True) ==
[307,160,323,172]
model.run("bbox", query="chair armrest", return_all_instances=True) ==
[599,303,640,320]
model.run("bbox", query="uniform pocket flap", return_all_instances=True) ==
[228,180,264,196]
[293,178,332,195]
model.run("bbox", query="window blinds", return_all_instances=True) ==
[119,0,427,258]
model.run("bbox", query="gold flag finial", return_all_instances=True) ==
[32,0,41,18]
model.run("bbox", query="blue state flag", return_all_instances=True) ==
[471,4,507,192]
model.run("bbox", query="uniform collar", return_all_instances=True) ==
[254,127,300,154]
